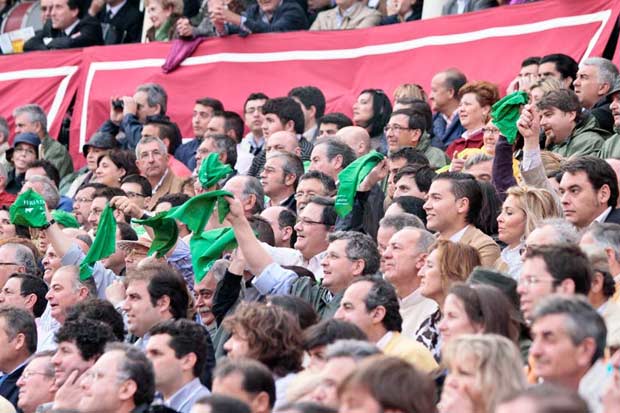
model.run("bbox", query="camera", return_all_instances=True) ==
[112,99,124,110]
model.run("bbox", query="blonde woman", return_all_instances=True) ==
[145,0,183,42]
[415,240,481,360]
[495,185,561,279]
[528,77,563,107]
[439,334,526,413]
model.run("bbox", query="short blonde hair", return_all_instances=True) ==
[145,0,183,15]
[539,150,564,178]
[505,186,562,239]
[529,77,563,96]
[442,334,526,413]
[430,240,481,293]
[393,83,428,102]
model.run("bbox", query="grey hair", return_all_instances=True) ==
[267,151,304,186]
[57,265,97,297]
[241,176,265,214]
[0,117,9,140]
[316,138,356,169]
[325,339,381,361]
[379,213,424,231]
[581,57,619,87]
[26,175,60,209]
[326,231,380,275]
[2,243,37,274]
[29,350,56,376]
[207,259,228,282]
[136,83,167,114]
[135,136,167,159]
[206,134,237,168]
[406,226,436,254]
[585,222,620,262]
[539,218,581,244]
[0,163,8,181]
[13,104,47,132]
[0,307,37,354]
[464,153,493,170]
[104,342,155,406]
[532,294,606,364]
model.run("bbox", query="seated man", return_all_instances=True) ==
[573,57,617,134]
[288,86,326,143]
[0,273,48,319]
[317,112,353,139]
[212,358,275,413]
[24,0,103,50]
[89,0,143,44]
[442,0,497,15]
[310,0,380,30]
[142,118,191,178]
[210,0,308,36]
[16,351,56,413]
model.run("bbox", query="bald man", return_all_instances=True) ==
[264,131,302,157]
[337,126,370,158]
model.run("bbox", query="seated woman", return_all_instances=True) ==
[210,0,309,36]
[93,149,139,188]
[439,334,526,413]
[310,0,381,30]
[6,133,40,195]
[145,0,183,42]
[415,240,481,360]
[352,89,392,153]
[381,0,423,25]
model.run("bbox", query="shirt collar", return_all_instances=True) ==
[594,206,613,224]
[64,19,80,36]
[449,225,469,242]
[152,169,170,194]
[376,331,394,350]
[106,0,127,18]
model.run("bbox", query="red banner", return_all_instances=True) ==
[0,0,619,168]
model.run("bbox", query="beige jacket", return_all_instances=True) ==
[310,2,381,31]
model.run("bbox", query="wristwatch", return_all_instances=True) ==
[40,219,56,230]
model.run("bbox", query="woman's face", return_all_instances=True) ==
[352,93,374,125]
[418,249,444,301]
[147,1,171,29]
[529,87,544,107]
[438,294,482,345]
[482,120,500,155]
[86,147,107,172]
[94,156,125,187]
[0,210,16,240]
[496,194,527,248]
[443,354,484,412]
[13,143,37,173]
[458,93,487,131]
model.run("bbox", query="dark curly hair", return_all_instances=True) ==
[222,302,303,377]
[55,318,117,361]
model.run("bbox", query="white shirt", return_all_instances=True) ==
[304,251,326,280]
[594,206,612,224]
[376,331,394,350]
[500,244,523,281]
[449,226,469,243]
[235,143,254,175]
[64,19,80,36]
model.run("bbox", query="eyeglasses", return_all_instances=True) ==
[296,217,324,226]
[21,370,53,380]
[294,191,317,200]
[518,275,557,288]
[126,191,146,199]
[482,127,500,135]
[74,197,93,203]
[383,124,410,133]
[14,147,37,156]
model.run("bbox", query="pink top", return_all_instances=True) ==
[169,157,192,178]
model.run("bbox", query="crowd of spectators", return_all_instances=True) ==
[1,1,620,413]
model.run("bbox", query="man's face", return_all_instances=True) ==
[261,207,289,248]
[146,334,185,393]
[42,244,62,284]
[382,229,423,285]
[538,62,563,81]
[45,268,83,324]
[0,210,16,241]
[530,313,592,385]
[321,239,357,294]
[121,182,149,210]
[265,132,298,156]
[244,99,266,135]
[51,340,94,387]
[73,187,95,228]
[262,113,285,139]
[517,257,557,321]
[294,202,330,260]
[463,160,493,182]
[0,318,19,372]
[423,179,461,234]
[385,114,417,153]
[518,64,539,83]
[40,0,53,22]
[376,225,395,272]
[14,113,39,136]
[318,122,339,138]
[193,104,214,138]
[387,157,407,198]
[141,124,160,140]
[78,350,128,413]
[334,281,374,336]
[205,116,226,137]
[256,0,279,14]
[223,328,250,359]
[25,167,48,182]
[195,138,218,171]
[137,141,168,181]
[122,279,162,338]
[0,277,27,310]
[574,65,604,109]
[393,174,424,199]
[311,356,357,409]
[0,246,20,285]
[212,372,256,409]
[429,72,453,113]
[50,0,78,30]
[260,156,290,198]
[540,107,576,145]
[559,171,607,228]
[87,196,107,232]
[610,91,620,128]
[295,178,328,213]
[133,91,159,123]
[194,273,217,326]
[309,144,339,180]
[17,356,55,412]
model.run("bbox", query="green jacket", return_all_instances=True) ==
[600,128,620,159]
[548,114,608,158]
[42,135,74,178]
[290,277,344,319]
[416,132,449,168]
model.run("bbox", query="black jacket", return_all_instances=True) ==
[96,2,143,44]
[229,0,309,36]
[24,15,103,51]
[0,363,26,411]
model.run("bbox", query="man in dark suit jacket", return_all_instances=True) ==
[442,0,498,15]
[91,0,143,44]
[24,0,103,51]
[210,0,308,36]
[0,308,37,411]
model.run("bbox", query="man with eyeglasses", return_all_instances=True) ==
[518,244,592,323]
[71,183,105,231]
[16,351,56,413]
[385,109,448,168]
[294,171,336,214]
[0,243,37,288]
[0,308,37,411]
[136,137,183,211]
